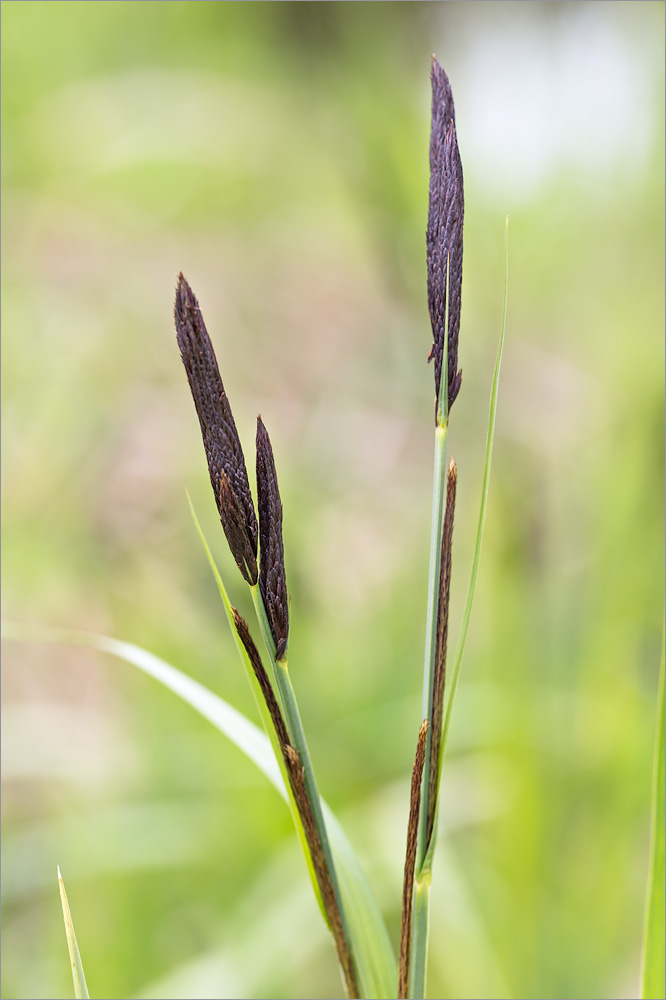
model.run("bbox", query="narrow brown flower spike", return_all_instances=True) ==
[232,608,291,748]
[256,416,289,660]
[174,273,258,584]
[427,57,464,419]
[232,608,360,999]
[398,719,429,1000]
[426,457,457,850]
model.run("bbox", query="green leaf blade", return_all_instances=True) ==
[58,867,90,1000]
[324,806,398,999]
[641,633,665,1000]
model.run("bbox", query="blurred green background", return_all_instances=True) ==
[2,2,663,998]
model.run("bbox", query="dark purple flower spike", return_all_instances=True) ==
[427,57,464,420]
[256,416,289,661]
[174,273,258,584]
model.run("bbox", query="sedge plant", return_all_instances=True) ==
[7,57,513,999]
[167,56,505,999]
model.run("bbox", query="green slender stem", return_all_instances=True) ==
[409,869,431,1000]
[250,586,285,702]
[417,421,448,874]
[411,223,509,999]
[251,584,358,991]
[410,275,449,999]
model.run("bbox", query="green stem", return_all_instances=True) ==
[409,868,432,1000]
[411,222,509,999]
[250,586,283,699]
[251,584,357,990]
[417,421,448,874]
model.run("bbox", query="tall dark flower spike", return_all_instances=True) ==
[427,57,464,418]
[256,416,289,660]
[174,273,258,584]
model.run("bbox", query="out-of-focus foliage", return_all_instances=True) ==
[2,3,663,999]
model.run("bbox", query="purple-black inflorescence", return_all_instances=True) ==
[174,273,258,584]
[256,416,289,661]
[427,57,464,418]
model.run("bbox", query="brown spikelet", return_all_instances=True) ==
[232,608,290,748]
[256,416,289,660]
[427,58,464,418]
[232,607,359,999]
[175,273,258,584]
[425,458,457,850]
[398,719,429,1000]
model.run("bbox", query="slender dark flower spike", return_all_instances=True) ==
[174,273,258,584]
[256,416,289,661]
[232,607,360,999]
[427,57,464,420]
[232,608,291,749]
[426,457,457,850]
[398,719,428,1000]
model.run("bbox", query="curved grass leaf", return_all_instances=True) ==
[641,631,665,999]
[58,866,90,999]
[2,617,397,999]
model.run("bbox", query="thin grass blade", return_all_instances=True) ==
[641,629,665,999]
[437,215,509,786]
[57,867,90,1000]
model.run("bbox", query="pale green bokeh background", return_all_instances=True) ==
[2,3,664,998]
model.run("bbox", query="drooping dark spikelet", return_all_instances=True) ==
[425,458,457,850]
[398,719,428,1000]
[174,273,258,584]
[256,417,289,660]
[427,58,464,418]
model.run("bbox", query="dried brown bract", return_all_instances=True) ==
[175,273,258,584]
[427,57,464,418]
[256,416,289,660]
